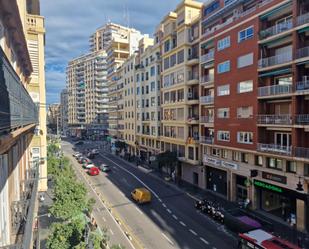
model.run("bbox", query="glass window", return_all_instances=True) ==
[237,106,253,119]
[151,82,155,92]
[164,58,170,70]
[164,40,170,52]
[217,84,230,96]
[177,50,184,64]
[255,155,263,166]
[212,148,220,157]
[222,149,228,159]
[304,164,309,176]
[267,158,283,170]
[217,108,229,118]
[204,1,219,16]
[237,53,253,68]
[238,80,253,93]
[238,26,254,42]
[237,132,253,144]
[286,161,297,173]
[217,60,230,74]
[150,66,155,76]
[170,54,177,67]
[217,131,230,141]
[217,36,230,51]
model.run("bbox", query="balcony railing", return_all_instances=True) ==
[200,75,214,85]
[260,20,293,39]
[294,147,309,159]
[296,46,309,59]
[187,72,199,81]
[0,48,38,134]
[295,80,309,92]
[257,115,292,125]
[257,143,292,155]
[258,84,292,97]
[199,136,214,144]
[258,51,293,68]
[297,12,309,26]
[296,114,309,125]
[200,116,214,123]
[200,95,214,104]
[200,50,214,64]
[188,54,199,61]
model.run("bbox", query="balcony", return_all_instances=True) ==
[200,116,214,124]
[295,80,309,93]
[200,51,214,64]
[187,115,199,124]
[258,84,292,97]
[296,46,309,59]
[199,136,214,144]
[200,75,214,86]
[297,12,309,27]
[187,72,199,84]
[258,51,293,68]
[257,143,292,155]
[296,114,309,125]
[187,54,199,65]
[257,115,292,125]
[294,147,309,159]
[0,48,38,134]
[260,20,293,40]
[200,95,214,105]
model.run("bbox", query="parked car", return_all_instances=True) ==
[82,159,92,168]
[87,152,95,159]
[92,149,99,155]
[131,188,151,204]
[99,164,111,172]
[75,141,84,146]
[78,156,85,164]
[84,163,96,169]
[87,167,100,176]
[73,152,82,158]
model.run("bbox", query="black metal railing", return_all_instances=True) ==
[0,47,38,134]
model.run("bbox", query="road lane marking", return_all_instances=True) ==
[200,237,209,245]
[162,203,167,208]
[102,216,106,222]
[189,229,197,236]
[135,207,143,215]
[179,221,186,227]
[110,229,114,235]
[161,233,174,246]
[96,207,100,212]
[167,209,172,214]
[172,214,178,220]
[158,198,162,202]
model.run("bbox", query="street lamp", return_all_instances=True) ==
[296,176,304,192]
[34,213,51,249]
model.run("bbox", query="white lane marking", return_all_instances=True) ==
[73,159,135,249]
[135,207,143,215]
[172,214,178,220]
[158,198,162,202]
[102,216,106,222]
[189,229,197,236]
[179,221,186,227]
[96,207,100,212]
[212,247,217,249]
[109,229,114,235]
[161,233,174,246]
[167,209,172,214]
[162,203,167,208]
[200,237,209,245]
[100,154,159,198]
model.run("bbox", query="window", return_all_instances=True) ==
[164,40,170,52]
[233,151,241,162]
[224,0,234,6]
[286,161,297,173]
[204,1,219,16]
[238,80,253,93]
[151,82,155,92]
[150,66,155,76]
[241,153,249,163]
[217,84,230,96]
[217,131,230,141]
[238,53,253,68]
[188,147,194,160]
[212,148,220,157]
[255,155,263,166]
[238,26,254,42]
[217,108,229,118]
[222,149,228,159]
[217,36,230,51]
[151,97,155,106]
[164,58,170,70]
[304,164,309,177]
[170,54,177,67]
[177,50,184,64]
[217,60,230,74]
[267,158,283,170]
[237,132,253,144]
[237,106,253,119]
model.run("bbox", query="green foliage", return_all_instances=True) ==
[87,197,96,214]
[111,245,126,249]
[157,151,178,174]
[115,141,126,150]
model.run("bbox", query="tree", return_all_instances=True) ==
[157,151,178,175]
[115,141,126,151]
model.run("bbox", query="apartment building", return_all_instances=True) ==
[47,103,60,132]
[159,0,203,182]
[60,89,69,134]
[0,0,44,247]
[67,50,108,138]
[106,24,143,138]
[199,0,309,231]
[135,37,162,161]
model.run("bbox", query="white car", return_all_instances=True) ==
[84,163,95,169]
[73,152,82,158]
[92,149,99,155]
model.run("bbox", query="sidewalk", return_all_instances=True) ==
[109,152,309,248]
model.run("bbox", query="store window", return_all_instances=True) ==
[267,157,283,170]
[286,161,296,173]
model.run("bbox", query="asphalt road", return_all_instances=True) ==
[63,140,237,249]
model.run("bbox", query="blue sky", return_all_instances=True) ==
[41,0,181,104]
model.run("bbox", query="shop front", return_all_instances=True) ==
[206,166,227,197]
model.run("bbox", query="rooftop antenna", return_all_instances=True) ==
[123,3,130,28]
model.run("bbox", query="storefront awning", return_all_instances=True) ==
[297,26,309,34]
[259,2,292,20]
[259,68,291,77]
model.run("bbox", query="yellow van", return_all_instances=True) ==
[131,188,151,204]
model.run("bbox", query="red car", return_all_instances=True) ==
[87,167,100,176]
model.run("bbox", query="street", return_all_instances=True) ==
[62,140,237,249]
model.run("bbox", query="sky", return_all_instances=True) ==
[41,0,181,105]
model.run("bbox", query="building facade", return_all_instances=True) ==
[199,0,309,231]
[60,89,68,134]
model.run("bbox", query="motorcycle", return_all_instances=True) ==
[195,199,206,210]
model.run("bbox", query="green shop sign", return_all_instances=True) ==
[254,180,283,193]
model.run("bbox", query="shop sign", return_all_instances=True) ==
[149,156,156,162]
[262,172,287,184]
[204,155,238,170]
[221,161,239,170]
[254,180,283,193]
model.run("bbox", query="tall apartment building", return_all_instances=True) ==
[60,89,69,134]
[0,0,45,247]
[106,24,144,138]
[135,37,162,160]
[199,0,309,231]
[47,103,60,133]
[67,50,108,138]
[159,1,203,181]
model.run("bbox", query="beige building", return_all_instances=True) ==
[47,103,60,132]
[67,50,108,137]
[0,0,46,247]
[60,89,68,134]
[159,0,203,180]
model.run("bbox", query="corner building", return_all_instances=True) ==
[200,0,309,231]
